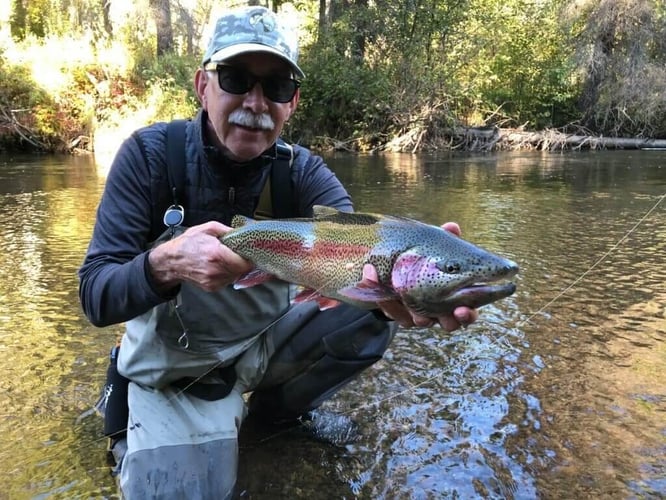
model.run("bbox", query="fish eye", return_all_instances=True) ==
[437,260,462,274]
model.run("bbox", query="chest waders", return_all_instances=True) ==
[100,120,297,439]
[99,120,396,499]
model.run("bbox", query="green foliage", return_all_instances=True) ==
[112,8,199,122]
[131,51,200,120]
[10,0,48,40]
[2,0,664,153]
[71,64,143,125]
[10,0,110,40]
[291,0,582,147]
[0,55,44,108]
[572,0,666,137]
[0,54,66,150]
[440,0,580,129]
[289,40,393,148]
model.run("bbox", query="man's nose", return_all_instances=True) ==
[243,82,269,112]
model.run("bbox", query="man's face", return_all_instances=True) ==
[195,52,299,162]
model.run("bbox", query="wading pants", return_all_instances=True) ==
[117,302,395,499]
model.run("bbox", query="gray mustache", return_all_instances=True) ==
[228,109,275,131]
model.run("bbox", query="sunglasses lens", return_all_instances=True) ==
[217,67,252,95]
[263,79,299,103]
[215,65,299,103]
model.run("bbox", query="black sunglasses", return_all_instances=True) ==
[204,63,300,103]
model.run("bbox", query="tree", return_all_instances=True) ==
[569,0,666,136]
[149,0,174,56]
[10,0,47,40]
[101,0,113,37]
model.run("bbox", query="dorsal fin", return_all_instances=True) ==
[312,205,382,225]
[231,214,254,228]
[312,205,339,218]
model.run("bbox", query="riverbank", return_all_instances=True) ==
[7,111,666,160]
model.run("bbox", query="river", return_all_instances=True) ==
[0,150,664,499]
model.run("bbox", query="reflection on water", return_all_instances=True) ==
[0,155,118,498]
[0,151,664,498]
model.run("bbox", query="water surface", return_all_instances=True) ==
[0,150,663,498]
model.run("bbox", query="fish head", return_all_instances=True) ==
[390,228,519,316]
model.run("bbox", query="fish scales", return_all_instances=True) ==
[221,206,519,315]
[308,219,381,289]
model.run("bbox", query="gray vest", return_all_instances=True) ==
[118,119,294,388]
[118,228,291,387]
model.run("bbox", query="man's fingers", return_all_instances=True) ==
[378,300,412,327]
[453,306,478,327]
[184,221,232,238]
[437,315,461,332]
[411,314,435,328]
[364,262,479,331]
[442,222,461,236]
[362,263,379,282]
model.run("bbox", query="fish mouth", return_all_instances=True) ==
[405,281,517,316]
[446,281,517,308]
[436,259,519,311]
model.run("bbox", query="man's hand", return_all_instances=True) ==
[147,221,252,292]
[366,221,479,332]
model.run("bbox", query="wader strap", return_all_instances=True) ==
[162,120,189,232]
[254,139,296,219]
[166,119,189,207]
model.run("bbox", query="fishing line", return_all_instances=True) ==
[346,192,665,414]
[517,192,665,328]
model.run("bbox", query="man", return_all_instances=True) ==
[79,6,477,499]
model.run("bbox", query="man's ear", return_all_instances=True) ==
[194,68,208,108]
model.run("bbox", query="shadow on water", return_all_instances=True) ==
[0,151,664,498]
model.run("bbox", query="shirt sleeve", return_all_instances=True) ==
[78,134,175,327]
[292,146,354,215]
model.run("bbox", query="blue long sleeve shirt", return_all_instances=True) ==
[78,110,353,327]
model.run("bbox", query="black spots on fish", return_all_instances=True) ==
[367,254,393,283]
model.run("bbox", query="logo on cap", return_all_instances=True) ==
[249,11,276,33]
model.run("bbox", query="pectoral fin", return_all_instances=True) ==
[292,288,342,310]
[337,277,398,303]
[233,269,275,289]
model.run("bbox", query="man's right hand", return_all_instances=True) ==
[147,221,252,292]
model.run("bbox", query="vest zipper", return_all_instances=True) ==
[228,187,235,205]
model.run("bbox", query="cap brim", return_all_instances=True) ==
[207,43,305,78]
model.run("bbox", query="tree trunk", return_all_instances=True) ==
[149,0,174,56]
[318,0,327,40]
[501,130,666,151]
[351,0,367,61]
[175,4,195,56]
[101,0,113,37]
[386,125,666,153]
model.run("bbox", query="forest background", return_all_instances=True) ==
[1,0,665,155]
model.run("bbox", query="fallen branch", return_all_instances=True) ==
[439,127,666,152]
[496,128,666,151]
[0,106,49,150]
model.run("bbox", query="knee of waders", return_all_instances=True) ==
[320,308,397,360]
[250,309,396,419]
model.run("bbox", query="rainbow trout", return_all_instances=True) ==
[221,206,519,315]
